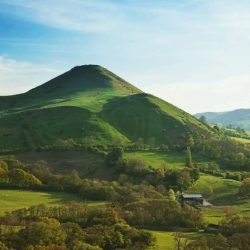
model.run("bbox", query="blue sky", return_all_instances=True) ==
[0,0,250,113]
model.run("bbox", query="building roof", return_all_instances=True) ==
[182,194,203,199]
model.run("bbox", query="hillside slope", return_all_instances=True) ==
[195,109,250,130]
[101,93,207,145]
[0,65,209,151]
[0,65,141,112]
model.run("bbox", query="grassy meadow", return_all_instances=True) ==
[124,150,210,169]
[231,136,250,144]
[0,189,105,215]
[149,230,209,250]
[188,174,241,202]
[187,174,250,223]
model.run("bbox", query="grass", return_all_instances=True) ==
[124,151,210,169]
[202,199,250,224]
[149,231,175,250]
[188,174,241,202]
[0,189,106,215]
[101,93,208,146]
[187,174,250,223]
[148,231,207,250]
[231,136,250,144]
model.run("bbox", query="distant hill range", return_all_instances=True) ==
[0,65,208,152]
[195,109,250,131]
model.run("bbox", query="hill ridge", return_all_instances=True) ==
[0,65,210,151]
[195,109,250,130]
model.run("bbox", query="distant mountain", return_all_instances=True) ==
[195,109,250,130]
[0,65,209,151]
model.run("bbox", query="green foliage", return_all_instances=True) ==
[199,115,207,124]
[239,178,250,196]
[0,204,155,250]
[122,199,204,230]
[185,146,193,168]
[19,218,66,247]
[105,147,123,168]
[186,214,250,250]
[220,213,250,235]
[196,136,250,171]
[8,168,42,187]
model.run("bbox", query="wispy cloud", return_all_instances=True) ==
[0,56,61,95]
[0,0,121,32]
[1,0,250,112]
[139,75,250,113]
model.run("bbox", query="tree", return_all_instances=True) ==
[168,189,176,200]
[185,146,193,168]
[9,169,42,187]
[173,232,188,250]
[199,115,207,124]
[0,163,8,178]
[18,218,66,248]
[186,135,194,148]
[0,241,8,250]
[105,147,123,168]
[61,222,85,249]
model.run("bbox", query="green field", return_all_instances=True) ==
[188,174,241,202]
[149,231,175,250]
[231,136,250,144]
[125,151,209,169]
[0,189,105,215]
[187,174,250,223]
[149,231,207,250]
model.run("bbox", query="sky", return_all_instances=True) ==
[0,0,250,114]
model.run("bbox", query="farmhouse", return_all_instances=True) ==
[180,194,211,207]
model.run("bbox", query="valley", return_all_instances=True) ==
[0,65,249,250]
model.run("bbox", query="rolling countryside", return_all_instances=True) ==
[0,65,249,250]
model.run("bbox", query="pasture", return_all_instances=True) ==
[0,189,105,215]
[124,151,210,169]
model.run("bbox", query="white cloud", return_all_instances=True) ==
[138,75,250,114]
[1,0,250,113]
[0,0,120,32]
[0,56,61,95]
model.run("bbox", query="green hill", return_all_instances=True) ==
[195,109,250,131]
[0,65,208,151]
[101,93,208,145]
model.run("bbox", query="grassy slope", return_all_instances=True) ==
[0,106,128,150]
[0,66,209,151]
[101,93,208,145]
[124,151,209,169]
[0,189,105,215]
[0,66,139,150]
[149,231,175,250]
[231,136,250,144]
[188,174,250,223]
[149,231,208,250]
[0,65,140,113]
[188,174,241,202]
